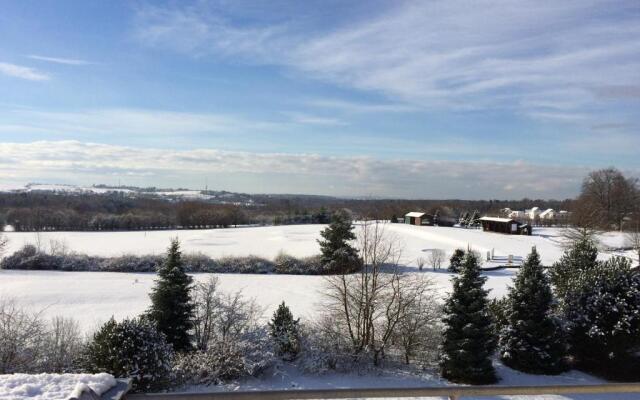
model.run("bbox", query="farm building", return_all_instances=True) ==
[404,212,434,226]
[479,216,531,235]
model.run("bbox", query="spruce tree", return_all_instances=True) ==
[499,248,567,374]
[147,238,194,352]
[448,248,465,273]
[317,209,360,273]
[440,251,497,384]
[269,301,301,360]
[550,236,599,300]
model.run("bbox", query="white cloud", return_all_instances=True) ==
[132,1,640,122]
[307,98,417,114]
[27,55,92,66]
[0,140,603,199]
[0,62,50,81]
[0,108,284,136]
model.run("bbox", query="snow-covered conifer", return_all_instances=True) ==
[499,248,567,374]
[440,251,497,384]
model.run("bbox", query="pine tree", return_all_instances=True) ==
[550,236,599,300]
[269,302,301,360]
[440,251,497,384]
[499,248,567,374]
[317,209,360,273]
[147,238,194,352]
[448,248,465,273]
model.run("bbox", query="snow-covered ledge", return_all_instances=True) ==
[0,373,131,400]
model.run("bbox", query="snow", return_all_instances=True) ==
[182,361,638,399]
[3,224,634,265]
[1,224,638,397]
[0,373,116,400]
[0,224,635,334]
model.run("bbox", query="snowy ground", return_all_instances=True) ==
[1,224,638,398]
[0,373,116,400]
[0,224,634,332]
[188,361,637,400]
[2,223,633,265]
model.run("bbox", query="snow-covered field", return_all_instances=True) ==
[0,224,634,332]
[1,224,638,398]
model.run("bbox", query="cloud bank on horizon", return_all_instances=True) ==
[0,0,638,198]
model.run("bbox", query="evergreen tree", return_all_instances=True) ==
[448,248,465,273]
[440,251,497,384]
[561,256,640,364]
[433,210,440,226]
[83,317,174,392]
[269,302,301,360]
[499,248,567,374]
[147,238,194,352]
[550,236,599,301]
[317,209,360,273]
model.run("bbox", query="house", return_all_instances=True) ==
[404,212,434,226]
[539,208,555,220]
[525,207,541,220]
[479,216,531,235]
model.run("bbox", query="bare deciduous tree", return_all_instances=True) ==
[193,276,221,351]
[323,220,439,366]
[626,229,640,267]
[44,316,83,372]
[0,233,7,258]
[393,275,441,365]
[429,249,445,270]
[0,298,47,373]
[192,277,262,351]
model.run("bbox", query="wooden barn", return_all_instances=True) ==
[404,212,434,226]
[479,216,532,235]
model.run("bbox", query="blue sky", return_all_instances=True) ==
[0,0,639,198]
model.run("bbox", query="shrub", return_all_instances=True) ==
[0,298,47,373]
[561,256,640,364]
[83,317,174,392]
[269,302,300,360]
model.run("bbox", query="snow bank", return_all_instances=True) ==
[0,373,116,400]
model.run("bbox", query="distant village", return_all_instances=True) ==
[399,206,572,236]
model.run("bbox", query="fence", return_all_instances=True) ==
[126,382,640,400]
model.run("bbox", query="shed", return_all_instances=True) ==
[404,212,434,226]
[479,216,527,235]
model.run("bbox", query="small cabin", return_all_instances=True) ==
[404,212,434,226]
[479,216,531,235]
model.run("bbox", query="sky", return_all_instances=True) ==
[0,0,639,199]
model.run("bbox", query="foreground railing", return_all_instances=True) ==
[126,382,640,400]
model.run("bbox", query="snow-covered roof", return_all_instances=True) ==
[405,212,426,218]
[479,216,516,223]
[539,208,555,217]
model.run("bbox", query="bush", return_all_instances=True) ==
[561,256,640,364]
[0,299,47,373]
[174,327,274,387]
[1,245,333,275]
[82,317,174,392]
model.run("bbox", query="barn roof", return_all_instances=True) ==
[479,216,517,223]
[405,212,426,218]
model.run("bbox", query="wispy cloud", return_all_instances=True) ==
[307,98,417,114]
[27,55,92,66]
[0,62,50,81]
[0,140,606,198]
[0,108,285,136]
[133,1,640,124]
